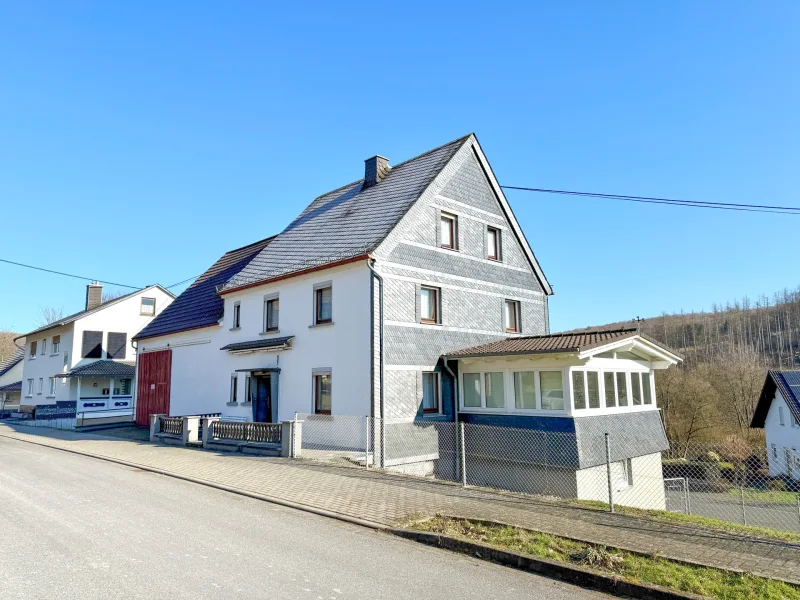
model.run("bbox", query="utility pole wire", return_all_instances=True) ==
[501,186,800,215]
[0,258,140,289]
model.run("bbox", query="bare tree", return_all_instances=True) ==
[38,306,64,327]
[102,289,128,303]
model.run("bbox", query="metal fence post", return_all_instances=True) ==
[604,433,615,513]
[364,416,370,469]
[459,421,467,487]
[740,487,747,525]
[684,478,690,515]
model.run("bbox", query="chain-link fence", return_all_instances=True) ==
[294,413,800,534]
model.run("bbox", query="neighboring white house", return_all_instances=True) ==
[752,370,800,480]
[15,283,174,424]
[0,346,24,409]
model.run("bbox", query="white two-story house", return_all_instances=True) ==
[132,134,682,510]
[752,370,800,481]
[15,283,174,423]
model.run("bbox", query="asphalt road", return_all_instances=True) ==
[0,437,612,600]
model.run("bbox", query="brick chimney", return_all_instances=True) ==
[363,155,390,188]
[86,282,103,310]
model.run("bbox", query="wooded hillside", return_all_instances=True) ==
[592,287,800,445]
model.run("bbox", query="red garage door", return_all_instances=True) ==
[136,349,172,427]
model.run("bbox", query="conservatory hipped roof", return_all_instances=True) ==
[445,327,682,364]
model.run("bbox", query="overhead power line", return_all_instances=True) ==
[0,258,141,289]
[500,186,800,215]
[166,274,201,288]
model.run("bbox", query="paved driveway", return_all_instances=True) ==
[0,436,610,600]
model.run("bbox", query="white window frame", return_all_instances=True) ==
[29,341,37,359]
[48,377,56,397]
[37,378,43,395]
[40,339,46,355]
[460,368,567,415]
[571,367,653,414]
[779,405,785,426]
[26,379,34,397]
[52,335,60,355]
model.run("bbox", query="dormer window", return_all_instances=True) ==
[440,212,457,250]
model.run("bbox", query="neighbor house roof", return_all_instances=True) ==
[445,327,681,360]
[0,381,21,393]
[0,347,24,377]
[133,237,275,341]
[15,285,175,341]
[55,360,136,379]
[221,135,474,293]
[751,370,800,428]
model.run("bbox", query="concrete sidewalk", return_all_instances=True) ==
[1,423,798,584]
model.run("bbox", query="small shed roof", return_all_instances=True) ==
[220,336,295,353]
[0,381,21,393]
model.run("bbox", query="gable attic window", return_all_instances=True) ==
[440,212,457,250]
[140,298,156,316]
[504,300,520,333]
[487,227,501,260]
[420,286,440,324]
[30,340,37,358]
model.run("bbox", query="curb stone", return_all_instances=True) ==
[389,529,711,600]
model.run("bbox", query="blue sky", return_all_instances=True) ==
[1,2,799,334]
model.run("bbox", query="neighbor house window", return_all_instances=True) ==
[314,372,332,414]
[120,379,132,395]
[48,377,56,397]
[779,406,786,426]
[232,302,241,329]
[616,372,628,406]
[642,372,652,404]
[422,372,440,414]
[30,341,37,358]
[265,297,279,332]
[40,339,46,355]
[82,331,103,359]
[315,286,332,324]
[540,371,564,410]
[440,212,457,249]
[613,459,633,489]
[487,227,500,260]
[463,373,481,408]
[504,300,520,333]
[52,335,60,354]
[27,379,33,396]
[229,375,238,404]
[420,286,440,324]
[513,372,537,409]
[573,371,586,410]
[37,378,43,394]
[631,373,642,405]
[604,372,616,407]
[140,297,156,316]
